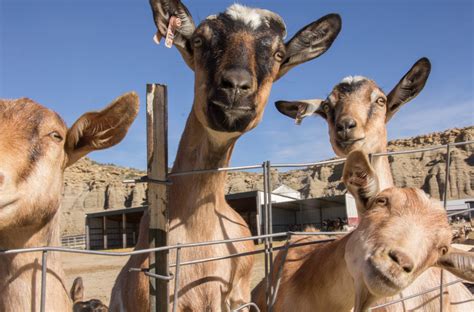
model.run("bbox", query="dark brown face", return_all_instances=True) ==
[149,1,342,135]
[192,12,286,133]
[320,78,388,156]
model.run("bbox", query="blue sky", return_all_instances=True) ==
[1,0,472,170]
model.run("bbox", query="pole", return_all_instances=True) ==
[147,83,170,312]
[40,251,48,312]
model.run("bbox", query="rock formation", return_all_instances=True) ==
[61,126,473,235]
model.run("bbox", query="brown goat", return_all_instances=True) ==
[109,1,342,311]
[253,151,474,312]
[0,93,139,311]
[274,57,474,310]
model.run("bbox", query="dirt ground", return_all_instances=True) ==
[63,242,473,304]
[62,245,272,304]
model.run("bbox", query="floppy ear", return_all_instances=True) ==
[65,92,139,167]
[386,57,431,122]
[275,99,323,125]
[149,0,196,69]
[276,14,341,80]
[437,247,474,282]
[70,277,84,302]
[343,150,380,214]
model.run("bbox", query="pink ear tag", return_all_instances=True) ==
[165,16,182,48]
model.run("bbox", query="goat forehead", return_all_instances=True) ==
[225,4,266,29]
[374,188,448,224]
[223,4,286,37]
[334,78,377,95]
[0,99,66,134]
[202,4,286,39]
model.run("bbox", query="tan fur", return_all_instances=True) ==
[111,3,341,310]
[0,94,138,311]
[276,70,473,310]
[253,154,473,312]
[322,79,474,311]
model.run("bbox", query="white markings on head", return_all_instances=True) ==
[226,4,263,28]
[225,4,287,38]
[341,76,368,84]
[206,14,217,20]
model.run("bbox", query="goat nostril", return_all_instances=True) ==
[220,68,253,92]
[0,173,4,186]
[336,118,357,132]
[388,250,414,273]
[221,78,235,90]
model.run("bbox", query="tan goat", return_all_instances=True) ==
[109,1,342,311]
[274,57,474,310]
[0,93,139,311]
[253,150,474,312]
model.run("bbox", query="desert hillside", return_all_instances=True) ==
[61,126,473,235]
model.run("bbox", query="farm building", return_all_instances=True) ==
[81,188,473,250]
[83,185,359,250]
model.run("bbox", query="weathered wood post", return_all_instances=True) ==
[147,84,170,312]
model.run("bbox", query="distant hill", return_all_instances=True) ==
[61,126,473,236]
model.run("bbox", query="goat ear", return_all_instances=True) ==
[149,0,196,69]
[276,14,341,80]
[437,247,474,282]
[275,99,323,125]
[386,57,431,122]
[65,92,139,167]
[343,150,379,213]
[70,277,84,302]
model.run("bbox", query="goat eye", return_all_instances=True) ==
[322,103,331,113]
[375,197,388,206]
[439,246,448,255]
[376,97,386,106]
[274,51,285,62]
[193,37,203,48]
[49,131,63,142]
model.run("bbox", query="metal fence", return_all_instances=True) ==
[1,139,473,312]
[61,234,86,249]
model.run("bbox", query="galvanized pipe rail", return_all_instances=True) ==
[1,140,472,312]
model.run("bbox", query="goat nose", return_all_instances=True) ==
[388,249,414,273]
[336,118,357,132]
[220,68,253,93]
[0,173,4,187]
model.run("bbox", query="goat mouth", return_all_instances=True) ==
[367,256,408,291]
[210,100,254,112]
[207,100,256,132]
[337,137,365,148]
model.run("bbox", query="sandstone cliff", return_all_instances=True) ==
[61,126,473,235]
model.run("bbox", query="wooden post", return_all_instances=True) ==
[147,84,169,312]
[103,216,108,250]
[122,213,127,248]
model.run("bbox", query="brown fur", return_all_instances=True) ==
[276,61,473,310]
[0,93,138,311]
[253,152,474,312]
[110,3,341,310]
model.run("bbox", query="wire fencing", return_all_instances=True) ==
[1,140,473,312]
